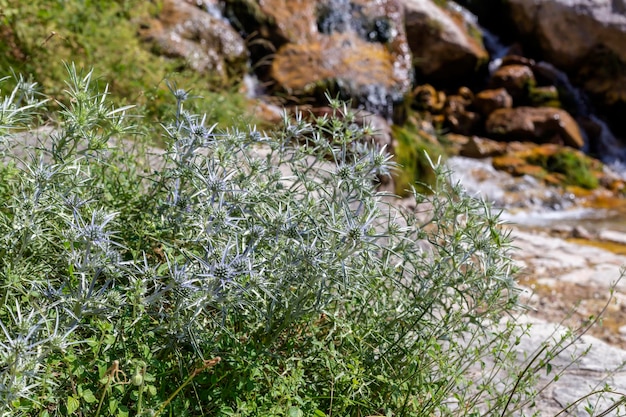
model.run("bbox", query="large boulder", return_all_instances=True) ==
[140,0,248,80]
[506,0,626,68]
[505,0,626,120]
[225,0,413,119]
[402,0,489,81]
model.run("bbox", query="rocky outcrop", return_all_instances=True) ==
[139,0,248,80]
[489,64,535,101]
[402,0,489,81]
[486,107,585,149]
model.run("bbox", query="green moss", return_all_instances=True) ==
[527,148,599,190]
[528,86,561,108]
[391,121,446,196]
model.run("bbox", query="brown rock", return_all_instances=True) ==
[411,84,446,112]
[512,164,546,177]
[457,86,474,104]
[140,0,248,79]
[473,88,513,116]
[444,95,480,135]
[271,32,406,103]
[403,0,488,80]
[485,107,585,149]
[489,64,535,99]
[507,0,626,69]
[500,54,536,68]
[506,0,626,115]
[459,136,508,158]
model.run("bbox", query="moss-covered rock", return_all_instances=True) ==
[492,143,601,190]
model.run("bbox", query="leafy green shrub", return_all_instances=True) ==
[0,65,615,417]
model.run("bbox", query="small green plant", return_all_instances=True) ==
[0,64,622,417]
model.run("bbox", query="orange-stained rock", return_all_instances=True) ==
[272,33,397,92]
[485,107,585,149]
[473,88,513,116]
[512,164,546,177]
[489,64,535,99]
[403,0,489,80]
[492,155,527,174]
[492,143,606,189]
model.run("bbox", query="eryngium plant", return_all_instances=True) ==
[0,65,553,417]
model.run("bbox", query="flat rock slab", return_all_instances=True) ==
[507,229,626,415]
[507,316,626,416]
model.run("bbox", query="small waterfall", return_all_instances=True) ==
[317,0,353,34]
[592,115,626,173]
[200,1,228,22]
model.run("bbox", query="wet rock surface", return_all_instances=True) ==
[139,0,248,79]
[231,0,413,116]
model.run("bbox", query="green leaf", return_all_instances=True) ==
[288,406,303,417]
[67,396,80,415]
[117,404,129,417]
[109,398,118,414]
[82,389,97,403]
